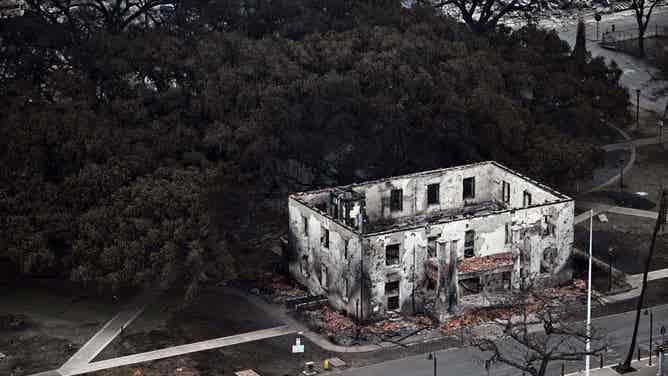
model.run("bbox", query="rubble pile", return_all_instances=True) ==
[458,252,514,273]
[265,274,307,303]
[366,320,404,334]
[321,306,356,332]
[440,307,512,335]
[544,279,587,299]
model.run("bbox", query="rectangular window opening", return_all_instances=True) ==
[505,223,512,245]
[459,277,481,296]
[321,264,328,289]
[321,226,329,248]
[343,239,349,259]
[502,181,511,203]
[390,189,403,212]
[427,236,438,258]
[523,191,532,207]
[386,244,400,266]
[385,280,400,295]
[387,295,400,311]
[502,271,511,290]
[427,183,440,205]
[464,230,475,258]
[303,216,309,236]
[463,177,475,200]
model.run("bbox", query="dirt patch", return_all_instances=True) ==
[0,320,79,376]
[575,213,668,274]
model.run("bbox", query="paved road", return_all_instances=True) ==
[575,203,659,224]
[602,135,667,151]
[550,8,668,114]
[334,304,668,376]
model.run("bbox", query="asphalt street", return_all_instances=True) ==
[335,303,668,376]
[551,7,668,114]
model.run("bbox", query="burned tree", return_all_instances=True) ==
[417,0,538,33]
[460,284,607,376]
[628,0,663,57]
[618,189,667,373]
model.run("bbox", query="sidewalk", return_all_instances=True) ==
[602,136,667,152]
[567,357,665,376]
[58,289,158,372]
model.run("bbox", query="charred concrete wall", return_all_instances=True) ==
[489,164,566,207]
[362,228,431,317]
[349,163,496,224]
[361,199,573,317]
[288,197,363,315]
[287,161,573,320]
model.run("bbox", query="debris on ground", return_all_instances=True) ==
[458,253,514,274]
[545,279,587,298]
[327,357,347,368]
[235,370,262,376]
[0,313,31,331]
[321,306,356,332]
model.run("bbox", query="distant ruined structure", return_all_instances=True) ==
[287,161,574,322]
[0,0,25,17]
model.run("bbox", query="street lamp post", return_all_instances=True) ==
[427,352,437,376]
[595,14,601,40]
[608,247,614,291]
[619,158,625,191]
[637,89,641,130]
[646,309,654,366]
[411,232,416,314]
[659,119,664,148]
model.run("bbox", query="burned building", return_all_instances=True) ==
[287,161,574,322]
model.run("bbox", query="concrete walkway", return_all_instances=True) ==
[58,289,158,372]
[221,287,393,353]
[602,135,667,152]
[576,203,659,223]
[552,8,668,114]
[61,325,296,376]
[603,268,668,303]
[566,357,662,376]
[583,123,637,195]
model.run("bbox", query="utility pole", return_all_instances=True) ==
[619,189,666,372]
[586,209,593,376]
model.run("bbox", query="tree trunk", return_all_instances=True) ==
[620,189,665,371]
[638,30,646,57]
[537,358,550,376]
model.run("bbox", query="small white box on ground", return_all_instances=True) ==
[235,370,261,376]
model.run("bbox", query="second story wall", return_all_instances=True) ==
[353,163,495,224]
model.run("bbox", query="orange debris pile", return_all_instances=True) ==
[321,306,356,331]
[367,320,404,334]
[269,274,305,297]
[411,315,434,328]
[458,252,513,273]
[546,279,586,297]
[440,307,513,335]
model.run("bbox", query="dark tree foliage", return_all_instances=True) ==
[0,1,628,298]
